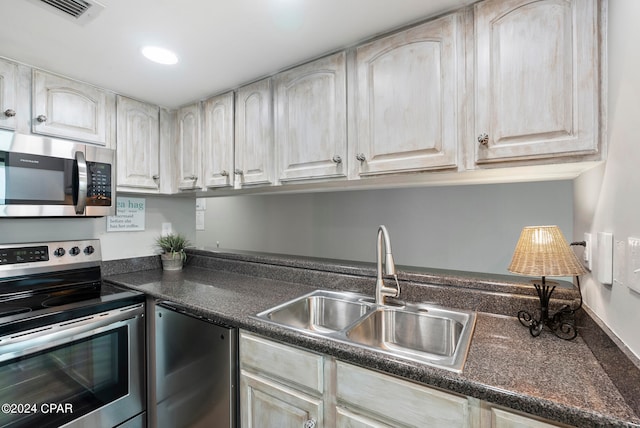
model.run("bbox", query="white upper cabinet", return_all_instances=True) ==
[176,103,202,190]
[0,58,18,130]
[353,13,462,177]
[32,69,114,146]
[202,91,234,189]
[116,96,160,192]
[473,0,600,164]
[235,78,274,187]
[275,52,347,183]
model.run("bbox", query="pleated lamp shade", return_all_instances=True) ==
[508,226,587,277]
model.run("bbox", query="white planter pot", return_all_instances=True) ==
[161,253,184,271]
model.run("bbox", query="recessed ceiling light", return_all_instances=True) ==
[141,46,178,65]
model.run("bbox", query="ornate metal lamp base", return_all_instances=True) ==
[517,277,578,340]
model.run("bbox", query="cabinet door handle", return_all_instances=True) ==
[303,419,316,428]
[478,133,489,146]
[37,114,47,123]
[220,170,229,177]
[356,153,366,162]
[4,109,16,118]
[152,175,160,181]
[234,169,244,176]
[332,155,342,164]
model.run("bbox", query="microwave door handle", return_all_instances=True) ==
[75,151,88,214]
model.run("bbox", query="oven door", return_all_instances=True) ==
[0,303,145,428]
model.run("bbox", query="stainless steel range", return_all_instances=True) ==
[0,239,145,428]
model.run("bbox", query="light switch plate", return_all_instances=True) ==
[627,237,640,294]
[596,232,613,285]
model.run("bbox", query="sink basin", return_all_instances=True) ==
[256,290,374,333]
[254,290,476,372]
[345,306,474,371]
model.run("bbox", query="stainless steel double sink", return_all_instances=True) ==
[254,290,476,372]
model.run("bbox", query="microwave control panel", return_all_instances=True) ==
[87,162,112,207]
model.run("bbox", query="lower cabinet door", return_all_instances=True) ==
[241,370,323,428]
[336,406,395,428]
[489,407,566,428]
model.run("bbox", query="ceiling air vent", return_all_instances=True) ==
[28,0,105,25]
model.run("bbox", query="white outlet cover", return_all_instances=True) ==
[596,232,613,285]
[161,222,173,237]
[584,232,592,271]
[614,240,626,287]
[627,237,640,294]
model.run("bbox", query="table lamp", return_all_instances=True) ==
[508,225,587,340]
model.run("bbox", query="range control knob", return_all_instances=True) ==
[69,246,81,256]
[53,247,65,257]
[84,245,95,255]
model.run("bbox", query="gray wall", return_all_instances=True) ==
[196,181,573,275]
[0,195,195,261]
[573,0,640,359]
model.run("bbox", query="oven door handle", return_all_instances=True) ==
[75,150,88,214]
[0,303,144,363]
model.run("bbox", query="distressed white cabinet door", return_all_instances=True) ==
[488,407,565,428]
[336,406,395,428]
[202,91,234,188]
[474,0,599,163]
[240,371,322,428]
[32,69,112,145]
[176,103,202,190]
[235,78,274,187]
[0,58,18,130]
[336,362,472,428]
[275,52,347,182]
[115,96,160,191]
[354,13,461,177]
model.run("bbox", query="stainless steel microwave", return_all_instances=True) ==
[0,130,115,217]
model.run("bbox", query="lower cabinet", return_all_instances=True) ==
[241,371,323,428]
[336,362,472,428]
[239,331,568,428]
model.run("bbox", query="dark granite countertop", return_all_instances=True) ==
[104,252,640,428]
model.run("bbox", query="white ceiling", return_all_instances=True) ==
[0,0,471,109]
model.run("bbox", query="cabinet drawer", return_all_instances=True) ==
[336,362,470,428]
[489,407,567,428]
[240,331,324,395]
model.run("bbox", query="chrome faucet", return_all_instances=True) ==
[375,225,400,305]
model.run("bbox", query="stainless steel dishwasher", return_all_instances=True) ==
[149,300,238,428]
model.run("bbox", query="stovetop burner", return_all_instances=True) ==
[0,306,31,317]
[42,289,101,307]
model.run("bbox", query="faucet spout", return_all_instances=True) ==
[375,225,400,305]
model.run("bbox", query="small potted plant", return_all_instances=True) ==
[155,233,191,271]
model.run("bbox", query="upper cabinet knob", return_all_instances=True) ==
[152,175,160,180]
[478,133,489,146]
[189,175,197,181]
[4,109,16,118]
[356,153,366,162]
[234,169,244,176]
[37,114,47,123]
[332,155,342,164]
[220,170,229,177]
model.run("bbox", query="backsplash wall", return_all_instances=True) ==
[196,181,573,275]
[0,195,195,261]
